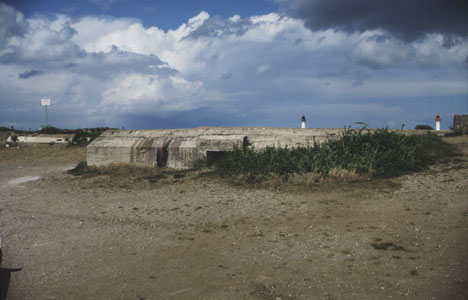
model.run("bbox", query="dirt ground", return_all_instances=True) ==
[1,138,467,300]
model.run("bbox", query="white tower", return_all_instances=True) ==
[301,115,306,129]
[436,113,441,131]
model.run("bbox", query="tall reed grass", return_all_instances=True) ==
[213,128,456,181]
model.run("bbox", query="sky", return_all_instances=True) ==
[0,0,467,130]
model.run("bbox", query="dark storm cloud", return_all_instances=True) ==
[280,0,468,42]
[0,2,25,48]
[18,69,45,79]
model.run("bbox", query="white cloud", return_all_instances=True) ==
[101,73,205,114]
[71,16,137,50]
[352,34,411,68]
[0,2,466,130]
[229,15,241,23]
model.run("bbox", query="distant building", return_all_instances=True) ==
[435,113,441,131]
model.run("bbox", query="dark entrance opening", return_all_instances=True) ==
[156,146,169,167]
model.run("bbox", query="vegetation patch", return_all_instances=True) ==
[415,124,433,130]
[67,161,192,188]
[212,128,459,182]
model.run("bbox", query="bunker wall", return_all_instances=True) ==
[454,115,468,133]
[87,127,450,170]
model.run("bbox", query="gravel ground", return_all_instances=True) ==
[1,139,467,300]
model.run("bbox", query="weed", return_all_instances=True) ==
[371,241,406,251]
[191,157,208,170]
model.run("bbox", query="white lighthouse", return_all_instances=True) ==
[301,115,306,129]
[436,113,441,131]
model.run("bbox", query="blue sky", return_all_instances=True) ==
[6,0,278,30]
[1,0,467,130]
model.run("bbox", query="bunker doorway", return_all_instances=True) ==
[156,146,168,167]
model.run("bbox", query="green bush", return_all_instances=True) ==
[70,130,105,146]
[213,128,457,181]
[415,124,433,130]
[40,126,66,134]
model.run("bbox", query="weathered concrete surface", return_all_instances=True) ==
[87,127,343,169]
[454,115,468,133]
[87,127,451,169]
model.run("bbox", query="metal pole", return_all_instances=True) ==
[45,105,48,127]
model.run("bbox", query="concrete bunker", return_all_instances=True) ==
[89,127,432,170]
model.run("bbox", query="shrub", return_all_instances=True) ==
[70,130,102,146]
[213,128,456,181]
[40,126,69,134]
[444,130,463,137]
[415,124,433,130]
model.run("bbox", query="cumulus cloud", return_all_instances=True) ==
[0,2,466,130]
[101,73,205,114]
[279,0,468,42]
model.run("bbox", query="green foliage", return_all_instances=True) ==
[213,128,457,181]
[11,135,18,143]
[40,126,67,134]
[191,157,208,170]
[415,124,433,130]
[71,131,91,145]
[444,130,464,137]
[70,128,110,146]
